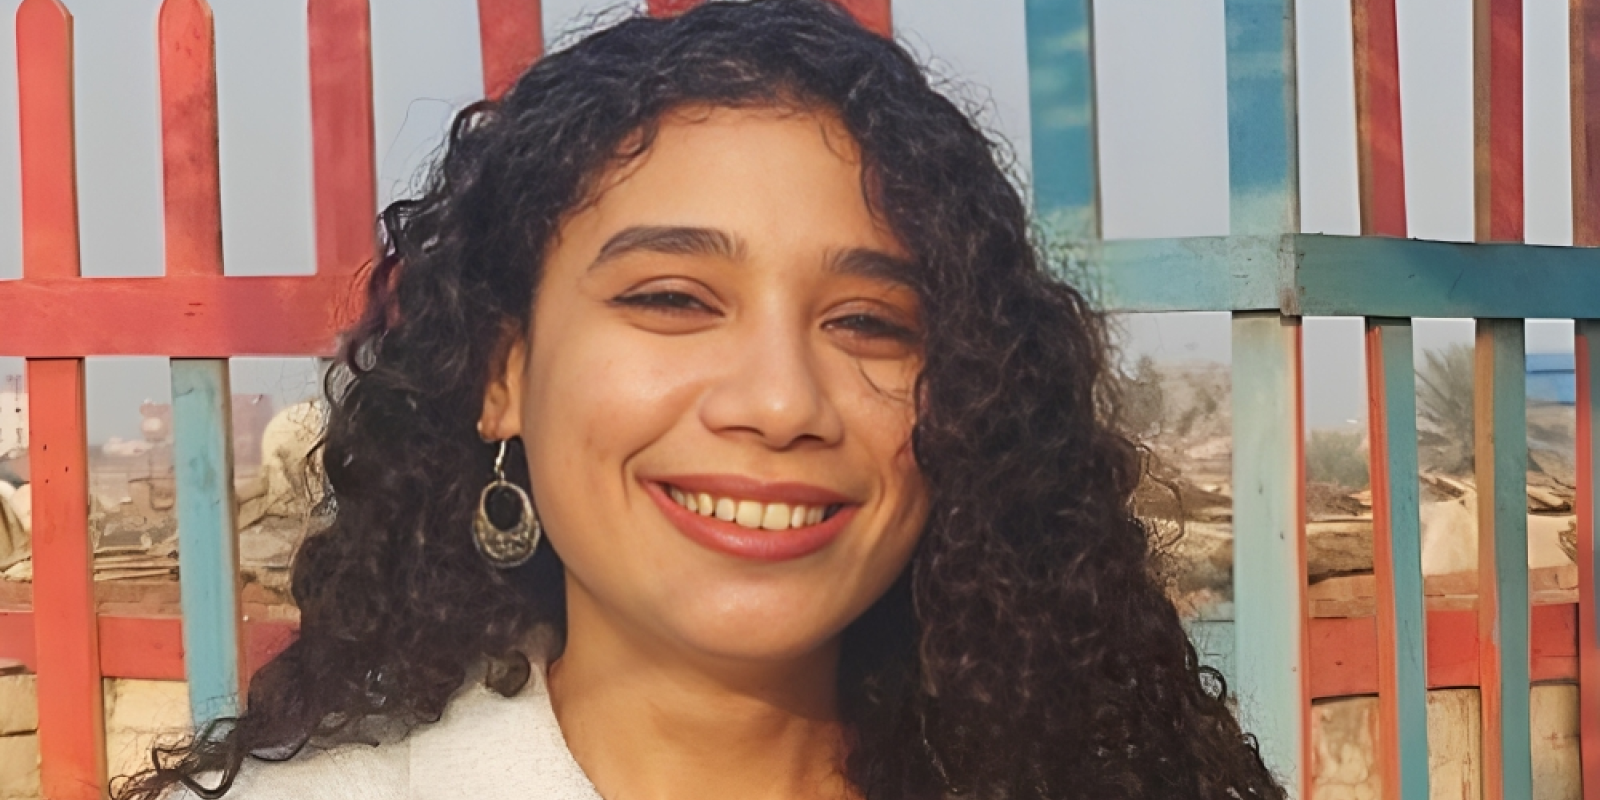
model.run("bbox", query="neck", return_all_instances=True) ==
[547,581,856,800]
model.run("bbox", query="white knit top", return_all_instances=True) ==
[178,658,603,800]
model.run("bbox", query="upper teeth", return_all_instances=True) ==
[666,487,831,531]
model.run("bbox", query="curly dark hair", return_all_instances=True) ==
[115,2,1282,798]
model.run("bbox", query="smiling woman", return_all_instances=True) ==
[116,2,1281,799]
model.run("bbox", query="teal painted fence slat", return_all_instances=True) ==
[1024,0,1097,240]
[1367,318,1430,799]
[172,358,242,724]
[1585,320,1600,648]
[1474,319,1532,798]
[1224,0,1299,236]
[1231,313,1305,796]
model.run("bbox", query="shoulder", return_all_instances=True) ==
[171,738,409,800]
[177,652,597,800]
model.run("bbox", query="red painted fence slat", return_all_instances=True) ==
[308,0,377,276]
[17,0,79,281]
[1474,0,1524,243]
[477,0,543,99]
[159,0,224,278]
[1352,0,1405,239]
[26,359,103,800]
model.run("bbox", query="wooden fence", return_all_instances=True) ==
[0,0,1593,798]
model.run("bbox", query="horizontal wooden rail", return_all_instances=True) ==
[1089,234,1600,318]
[0,274,357,356]
[0,612,297,683]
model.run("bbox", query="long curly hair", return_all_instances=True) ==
[115,2,1282,798]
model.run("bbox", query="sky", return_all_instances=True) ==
[0,0,1583,440]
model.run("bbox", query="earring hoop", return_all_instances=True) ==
[472,439,541,568]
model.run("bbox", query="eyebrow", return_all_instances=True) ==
[826,246,916,286]
[587,224,917,289]
[589,225,747,271]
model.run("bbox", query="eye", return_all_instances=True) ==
[825,312,920,344]
[610,290,716,314]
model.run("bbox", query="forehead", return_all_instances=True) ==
[558,105,902,255]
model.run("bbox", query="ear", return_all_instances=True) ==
[479,327,527,442]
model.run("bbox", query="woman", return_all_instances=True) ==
[118,1,1282,798]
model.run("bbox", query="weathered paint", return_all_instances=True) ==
[1474,0,1524,243]
[1224,0,1299,237]
[1089,235,1289,313]
[17,2,107,797]
[0,613,298,681]
[1231,313,1307,797]
[1572,0,1600,248]
[25,360,103,800]
[0,275,350,356]
[1364,319,1429,800]
[1352,0,1405,238]
[158,0,222,278]
[172,360,243,724]
[16,0,78,283]
[1576,320,1600,798]
[308,0,376,276]
[476,0,542,100]
[1308,605,1578,697]
[1024,0,1097,240]
[1474,319,1533,800]
[1082,233,1600,318]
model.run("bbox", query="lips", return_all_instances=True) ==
[642,475,858,561]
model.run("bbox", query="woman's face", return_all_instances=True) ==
[485,106,930,665]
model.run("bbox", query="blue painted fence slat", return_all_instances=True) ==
[1231,312,1306,797]
[1224,0,1299,236]
[1023,0,1097,240]
[172,358,243,725]
[1366,318,1430,799]
[1473,319,1532,798]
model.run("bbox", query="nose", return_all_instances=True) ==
[698,314,844,450]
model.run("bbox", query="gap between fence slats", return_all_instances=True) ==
[308,0,376,276]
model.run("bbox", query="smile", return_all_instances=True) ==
[643,476,859,561]
[664,486,841,531]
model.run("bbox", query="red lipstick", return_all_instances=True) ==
[642,478,857,562]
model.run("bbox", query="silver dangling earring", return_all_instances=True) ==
[472,439,542,568]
